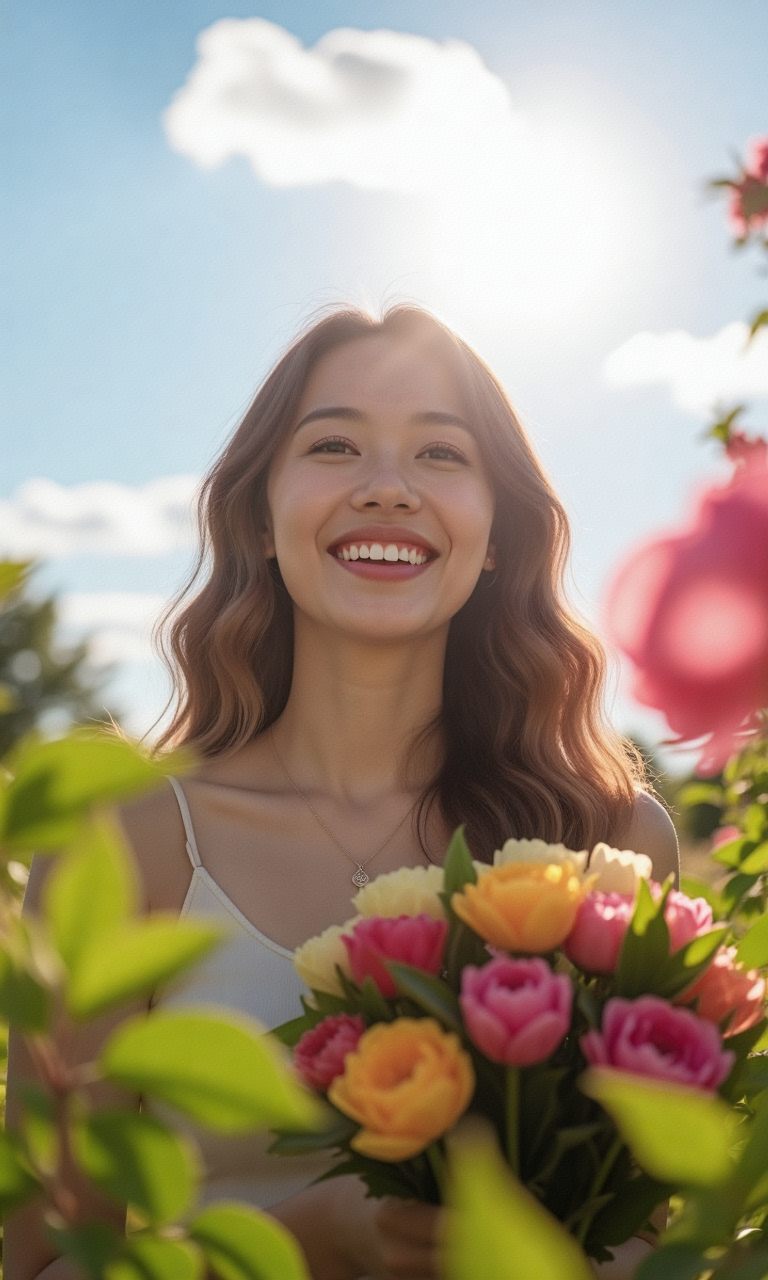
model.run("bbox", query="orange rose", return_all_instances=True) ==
[328,1018,475,1161]
[451,861,586,952]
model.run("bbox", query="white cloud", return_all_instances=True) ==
[163,19,522,193]
[0,475,199,559]
[603,322,768,416]
[58,593,166,665]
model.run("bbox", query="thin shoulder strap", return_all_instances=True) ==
[167,777,202,870]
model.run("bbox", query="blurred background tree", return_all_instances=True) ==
[0,564,118,760]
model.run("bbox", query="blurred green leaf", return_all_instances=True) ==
[0,682,17,712]
[736,912,768,970]
[44,817,137,968]
[0,942,50,1031]
[0,1129,41,1213]
[2,731,188,850]
[655,927,730,1001]
[45,1221,120,1279]
[0,561,31,599]
[269,1107,358,1156]
[190,1202,311,1280]
[731,1087,768,1206]
[615,879,672,999]
[634,1241,713,1280]
[442,826,477,896]
[443,1123,593,1280]
[749,309,768,339]
[678,783,723,808]
[20,1084,57,1176]
[739,842,768,874]
[100,1011,322,1133]
[679,877,724,917]
[581,1069,735,1186]
[107,1235,203,1280]
[72,1109,199,1225]
[66,915,224,1020]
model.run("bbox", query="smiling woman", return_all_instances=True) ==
[7,305,677,1280]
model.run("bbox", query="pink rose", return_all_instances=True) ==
[459,956,572,1065]
[581,996,734,1091]
[727,137,768,238]
[563,892,635,974]
[342,914,448,998]
[653,885,714,952]
[682,946,766,1038]
[294,1014,365,1091]
[604,442,768,774]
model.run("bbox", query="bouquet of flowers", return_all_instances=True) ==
[271,830,767,1262]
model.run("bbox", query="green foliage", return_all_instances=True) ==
[189,1203,312,1280]
[72,1110,199,1225]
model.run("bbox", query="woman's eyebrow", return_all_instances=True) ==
[294,407,473,433]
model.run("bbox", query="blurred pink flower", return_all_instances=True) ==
[682,946,766,1038]
[727,136,768,238]
[581,995,734,1091]
[653,885,715,951]
[710,825,741,851]
[563,892,635,974]
[342,914,448,998]
[459,955,572,1065]
[604,442,768,774]
[294,1013,365,1091]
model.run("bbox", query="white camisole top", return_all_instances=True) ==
[150,778,333,1210]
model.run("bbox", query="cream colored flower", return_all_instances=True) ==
[493,838,589,877]
[587,843,652,895]
[293,919,359,996]
[352,865,446,921]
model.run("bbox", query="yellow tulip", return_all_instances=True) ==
[451,861,586,952]
[328,1018,475,1161]
[352,864,446,920]
[293,920,358,996]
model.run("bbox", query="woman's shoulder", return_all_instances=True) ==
[118,777,193,912]
[617,790,680,886]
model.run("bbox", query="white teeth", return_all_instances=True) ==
[398,547,409,562]
[335,541,432,563]
[358,545,370,559]
[369,543,384,560]
[349,545,359,560]
[408,549,417,564]
[384,544,399,561]
[342,548,350,560]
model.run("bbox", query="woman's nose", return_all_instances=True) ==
[351,457,421,511]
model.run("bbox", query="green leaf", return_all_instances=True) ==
[100,1011,322,1133]
[615,879,671,999]
[20,1084,58,1175]
[678,783,723,808]
[587,1172,670,1251]
[72,1109,199,1225]
[44,817,137,969]
[107,1235,203,1280]
[190,1202,311,1280]
[442,826,477,896]
[0,1129,41,1214]
[269,1107,359,1156]
[634,1241,712,1280]
[581,1068,735,1186]
[388,963,464,1034]
[443,1123,593,1280]
[0,560,31,600]
[736,912,768,970]
[749,309,768,340]
[45,1222,120,1279]
[66,916,225,1020]
[654,927,730,1001]
[739,841,768,874]
[0,944,51,1032]
[2,731,189,850]
[679,877,724,917]
[732,1086,768,1205]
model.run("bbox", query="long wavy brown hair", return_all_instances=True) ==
[158,305,644,859]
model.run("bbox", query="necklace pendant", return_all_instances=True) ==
[352,866,369,887]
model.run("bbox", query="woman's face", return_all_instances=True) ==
[265,333,496,643]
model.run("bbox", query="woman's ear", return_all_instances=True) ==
[261,516,276,560]
[483,543,496,572]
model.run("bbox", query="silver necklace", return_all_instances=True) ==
[269,728,417,886]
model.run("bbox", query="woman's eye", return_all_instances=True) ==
[307,436,357,455]
[419,442,469,463]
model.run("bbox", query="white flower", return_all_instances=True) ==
[587,843,652,895]
[493,837,589,876]
[293,919,358,996]
[352,864,446,920]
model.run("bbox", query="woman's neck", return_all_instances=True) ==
[272,616,448,803]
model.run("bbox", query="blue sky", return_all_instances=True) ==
[3,0,768,760]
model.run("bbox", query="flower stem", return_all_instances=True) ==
[425,1142,447,1202]
[505,1066,520,1177]
[575,1135,622,1246]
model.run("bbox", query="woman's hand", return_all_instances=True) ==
[270,1176,444,1280]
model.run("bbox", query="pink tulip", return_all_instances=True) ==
[682,946,766,1038]
[459,956,572,1065]
[563,892,635,974]
[604,440,768,775]
[581,996,734,1091]
[653,885,714,952]
[342,914,448,998]
[294,1014,365,1091]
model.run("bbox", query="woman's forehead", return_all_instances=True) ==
[296,333,468,420]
